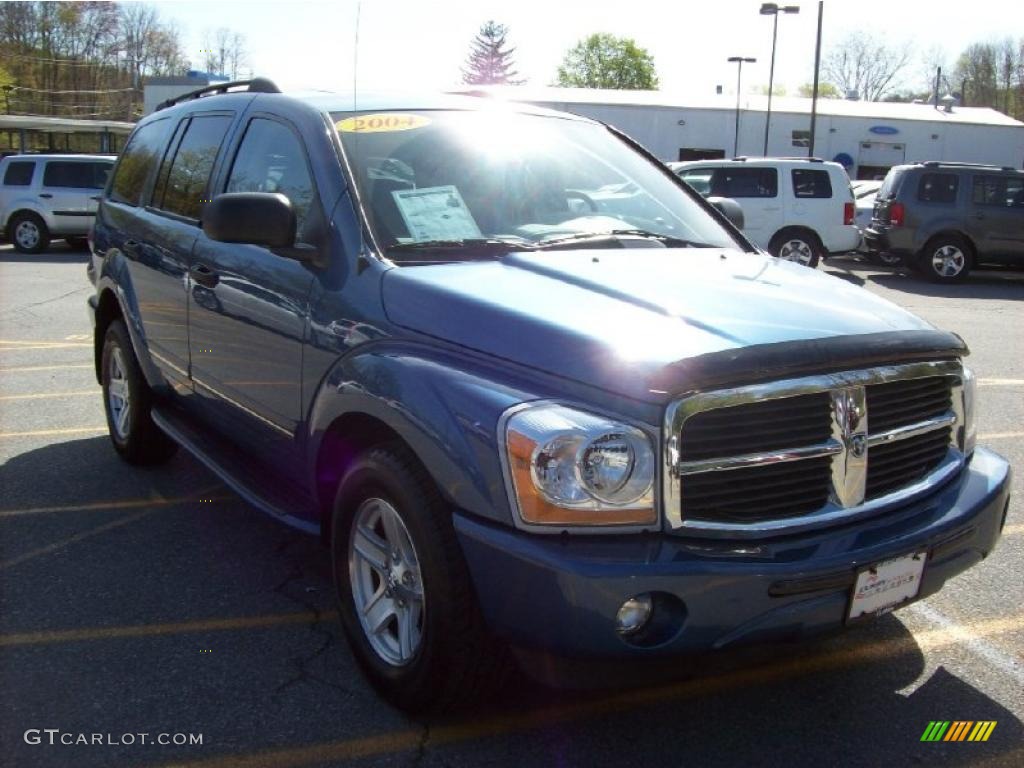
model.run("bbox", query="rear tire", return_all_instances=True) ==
[9,212,50,254]
[770,229,821,268]
[917,235,973,283]
[100,319,178,465]
[331,445,511,712]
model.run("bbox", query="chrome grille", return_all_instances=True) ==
[664,361,967,536]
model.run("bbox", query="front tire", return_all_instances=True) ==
[100,319,177,465]
[918,235,973,282]
[770,230,821,268]
[331,445,510,712]
[9,212,50,254]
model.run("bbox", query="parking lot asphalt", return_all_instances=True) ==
[1,243,1022,768]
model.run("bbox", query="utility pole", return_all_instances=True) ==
[728,57,757,157]
[808,1,823,157]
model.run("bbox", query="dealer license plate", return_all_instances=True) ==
[848,551,927,621]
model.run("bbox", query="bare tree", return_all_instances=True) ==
[202,27,246,78]
[822,31,912,101]
[955,42,999,109]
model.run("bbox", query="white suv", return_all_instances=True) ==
[669,157,860,267]
[0,154,114,253]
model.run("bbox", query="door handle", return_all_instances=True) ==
[122,239,139,256]
[38,193,53,199]
[190,263,220,288]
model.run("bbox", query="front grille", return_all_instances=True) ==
[668,363,963,534]
[679,393,832,523]
[866,376,951,431]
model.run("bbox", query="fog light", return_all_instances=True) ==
[615,594,653,635]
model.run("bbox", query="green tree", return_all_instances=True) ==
[797,82,841,98]
[461,21,522,85]
[555,33,658,90]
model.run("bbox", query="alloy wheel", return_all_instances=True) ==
[931,245,966,278]
[779,238,814,265]
[348,497,425,667]
[107,347,132,439]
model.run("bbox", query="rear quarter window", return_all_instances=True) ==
[3,161,35,186]
[43,161,108,190]
[877,168,905,200]
[110,119,172,206]
[791,169,833,198]
[917,173,958,204]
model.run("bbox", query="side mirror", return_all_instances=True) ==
[707,196,745,230]
[202,192,296,248]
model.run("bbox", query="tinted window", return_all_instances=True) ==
[710,167,778,198]
[154,115,232,219]
[225,118,316,236]
[792,168,832,198]
[678,168,713,197]
[917,173,958,204]
[877,168,905,200]
[43,161,110,189]
[3,161,35,186]
[972,175,1024,207]
[110,120,172,205]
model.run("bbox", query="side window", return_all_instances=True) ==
[972,175,1024,207]
[225,118,316,238]
[110,119,172,205]
[917,173,958,204]
[43,162,105,190]
[678,169,713,197]
[711,167,778,198]
[3,161,35,186]
[154,115,233,219]
[792,169,833,198]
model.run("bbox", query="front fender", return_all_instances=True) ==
[307,343,541,526]
[95,249,164,389]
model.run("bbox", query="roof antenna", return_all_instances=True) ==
[353,0,361,113]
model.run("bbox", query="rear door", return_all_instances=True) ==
[789,166,835,234]
[40,160,110,232]
[708,166,781,247]
[969,174,1024,260]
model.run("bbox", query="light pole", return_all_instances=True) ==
[760,2,800,156]
[728,56,756,157]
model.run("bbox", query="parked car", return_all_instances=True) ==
[89,79,1010,712]
[669,157,861,267]
[0,154,114,253]
[851,180,899,266]
[864,161,1024,282]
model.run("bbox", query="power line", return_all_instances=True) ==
[8,85,135,95]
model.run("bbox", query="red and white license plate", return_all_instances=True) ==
[848,551,927,621]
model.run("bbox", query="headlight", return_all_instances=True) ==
[962,366,977,456]
[502,403,657,528]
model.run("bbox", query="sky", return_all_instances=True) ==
[150,0,1024,98]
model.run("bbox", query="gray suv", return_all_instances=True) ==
[864,161,1024,282]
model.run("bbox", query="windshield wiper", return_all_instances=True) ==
[386,237,536,256]
[534,229,714,249]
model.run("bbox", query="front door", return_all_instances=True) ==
[188,115,320,472]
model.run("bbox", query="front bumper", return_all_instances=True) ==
[455,447,1010,659]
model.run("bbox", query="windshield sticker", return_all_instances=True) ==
[392,186,482,242]
[335,113,432,133]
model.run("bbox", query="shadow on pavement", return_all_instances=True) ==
[0,242,89,264]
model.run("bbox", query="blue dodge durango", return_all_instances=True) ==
[87,79,1011,711]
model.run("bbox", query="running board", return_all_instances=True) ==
[151,406,320,536]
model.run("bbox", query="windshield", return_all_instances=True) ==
[332,109,740,258]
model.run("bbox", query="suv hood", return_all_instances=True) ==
[381,249,962,402]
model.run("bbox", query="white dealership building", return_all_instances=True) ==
[458,86,1024,180]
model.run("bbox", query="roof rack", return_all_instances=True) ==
[920,160,1017,172]
[730,156,825,163]
[155,77,281,112]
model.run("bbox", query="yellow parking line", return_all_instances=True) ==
[143,614,1024,768]
[0,363,93,373]
[0,390,96,401]
[0,611,320,647]
[0,510,152,570]
[978,431,1024,441]
[0,342,91,350]
[0,426,106,439]
[979,378,1024,386]
[1003,523,1023,537]
[0,493,233,519]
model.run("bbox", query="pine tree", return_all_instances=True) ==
[462,21,523,86]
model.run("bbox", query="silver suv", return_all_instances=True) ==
[0,154,114,253]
